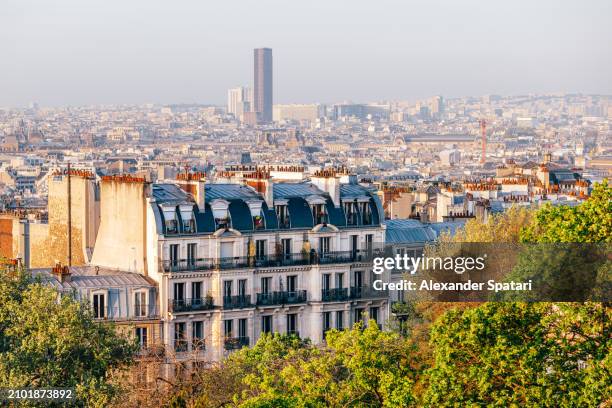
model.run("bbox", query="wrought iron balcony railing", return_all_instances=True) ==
[162,249,382,273]
[256,290,307,306]
[321,288,349,302]
[223,295,253,309]
[224,336,250,350]
[349,286,389,299]
[92,304,160,321]
[169,297,214,313]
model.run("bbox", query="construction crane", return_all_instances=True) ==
[479,119,487,164]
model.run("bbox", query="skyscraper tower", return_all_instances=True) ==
[254,48,273,123]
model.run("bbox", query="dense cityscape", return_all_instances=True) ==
[1,2,610,402]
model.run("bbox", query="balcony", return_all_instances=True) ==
[321,288,349,302]
[93,304,160,321]
[170,297,214,313]
[256,290,307,306]
[350,286,389,300]
[162,249,381,273]
[223,295,253,309]
[224,336,250,350]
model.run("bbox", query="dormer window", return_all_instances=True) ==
[161,204,178,234]
[179,205,195,233]
[275,201,290,229]
[211,199,231,230]
[360,201,372,225]
[311,203,327,225]
[344,201,359,225]
[246,200,265,230]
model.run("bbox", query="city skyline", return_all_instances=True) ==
[2,0,611,107]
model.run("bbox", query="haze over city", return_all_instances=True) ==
[2,0,611,107]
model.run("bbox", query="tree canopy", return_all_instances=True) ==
[0,265,137,407]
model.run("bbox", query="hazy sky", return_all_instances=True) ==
[2,0,611,107]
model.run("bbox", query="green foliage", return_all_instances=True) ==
[423,302,611,407]
[521,179,611,243]
[0,266,137,407]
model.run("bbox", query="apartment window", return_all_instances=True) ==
[174,282,185,302]
[169,244,179,268]
[183,217,195,234]
[238,279,247,297]
[262,315,273,334]
[187,243,197,267]
[224,319,233,338]
[261,277,271,294]
[323,311,331,339]
[361,202,372,225]
[192,281,202,301]
[287,314,298,335]
[238,318,248,339]
[322,274,331,291]
[276,205,289,228]
[165,218,178,234]
[350,235,358,258]
[92,293,106,319]
[223,280,233,297]
[134,291,147,317]
[192,321,204,350]
[354,271,363,288]
[369,307,379,326]
[336,311,344,330]
[365,234,373,255]
[311,203,327,225]
[319,237,331,256]
[174,322,187,352]
[135,327,148,348]
[344,202,358,225]
[354,308,365,325]
[287,275,297,292]
[281,238,292,260]
[255,239,267,260]
[335,273,344,289]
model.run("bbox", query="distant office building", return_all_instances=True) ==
[273,104,323,122]
[227,87,252,119]
[439,149,461,166]
[254,48,273,123]
[430,96,444,117]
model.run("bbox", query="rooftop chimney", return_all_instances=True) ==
[176,172,206,212]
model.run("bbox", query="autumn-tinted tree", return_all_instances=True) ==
[0,265,137,407]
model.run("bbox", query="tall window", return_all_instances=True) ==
[192,281,202,301]
[135,327,148,348]
[287,314,298,335]
[281,238,292,260]
[275,204,289,228]
[255,240,267,260]
[261,277,271,294]
[262,315,273,334]
[335,273,344,289]
[187,243,197,267]
[224,320,233,338]
[192,321,204,350]
[323,311,331,339]
[174,322,187,352]
[319,237,331,256]
[365,234,373,256]
[238,279,247,297]
[238,318,248,339]
[336,311,344,330]
[169,244,179,268]
[287,275,297,292]
[322,274,331,291]
[361,202,372,225]
[93,293,105,319]
[350,235,358,258]
[354,308,365,325]
[223,280,233,298]
[311,203,327,225]
[369,307,379,326]
[174,282,185,301]
[134,291,147,317]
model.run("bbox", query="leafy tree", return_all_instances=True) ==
[520,179,611,243]
[0,265,137,407]
[423,302,611,407]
